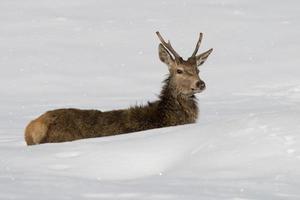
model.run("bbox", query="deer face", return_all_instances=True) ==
[171,59,205,96]
[157,32,213,97]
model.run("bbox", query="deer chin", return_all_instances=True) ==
[185,88,205,98]
[180,90,201,98]
[191,88,205,94]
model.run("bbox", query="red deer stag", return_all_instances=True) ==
[25,32,213,145]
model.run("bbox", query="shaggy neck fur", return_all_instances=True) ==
[157,76,198,126]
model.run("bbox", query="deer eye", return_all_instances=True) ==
[176,69,183,74]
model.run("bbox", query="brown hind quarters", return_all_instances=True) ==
[24,114,48,145]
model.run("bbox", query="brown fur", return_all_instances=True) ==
[25,115,49,145]
[24,32,212,145]
[25,77,198,145]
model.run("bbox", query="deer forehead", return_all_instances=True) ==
[175,61,197,71]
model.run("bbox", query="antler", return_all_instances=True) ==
[156,31,181,59]
[191,32,203,57]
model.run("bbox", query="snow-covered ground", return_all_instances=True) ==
[1,0,300,199]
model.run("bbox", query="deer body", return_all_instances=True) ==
[25,32,212,145]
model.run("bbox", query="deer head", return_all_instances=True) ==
[156,31,213,97]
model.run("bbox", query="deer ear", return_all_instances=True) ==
[158,44,174,66]
[196,48,213,66]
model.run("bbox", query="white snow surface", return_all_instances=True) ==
[1,0,300,199]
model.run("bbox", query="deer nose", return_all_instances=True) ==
[196,81,206,90]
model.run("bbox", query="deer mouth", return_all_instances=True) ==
[183,89,204,98]
[191,88,205,94]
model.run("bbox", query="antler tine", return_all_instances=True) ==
[191,32,203,57]
[156,31,181,59]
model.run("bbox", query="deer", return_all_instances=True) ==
[24,31,213,145]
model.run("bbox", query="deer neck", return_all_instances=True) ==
[158,76,198,124]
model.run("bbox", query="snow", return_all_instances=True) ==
[1,0,300,199]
